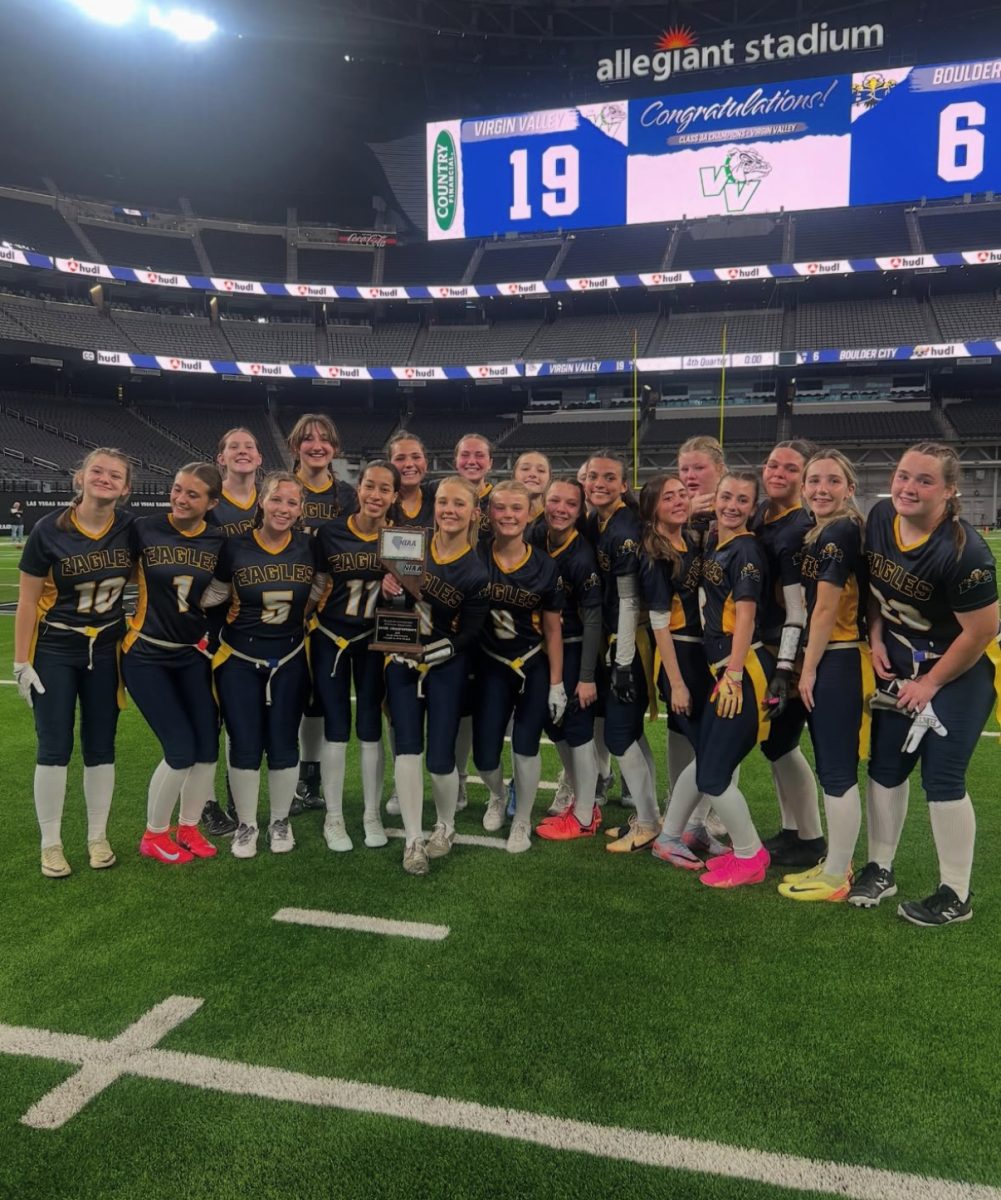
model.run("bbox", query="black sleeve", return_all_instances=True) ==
[18,520,52,577]
[452,586,490,654]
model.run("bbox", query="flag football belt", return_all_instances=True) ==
[562,635,583,646]
[387,652,439,698]
[483,640,545,692]
[312,623,373,676]
[213,639,305,705]
[132,630,212,659]
[42,618,119,670]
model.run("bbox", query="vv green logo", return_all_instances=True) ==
[699,145,772,213]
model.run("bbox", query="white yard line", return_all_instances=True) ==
[273,907,448,941]
[466,774,557,791]
[1,998,998,1200]
[383,827,507,851]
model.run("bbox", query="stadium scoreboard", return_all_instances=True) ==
[427,57,1001,239]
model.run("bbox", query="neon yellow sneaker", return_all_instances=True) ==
[41,845,71,878]
[782,859,853,885]
[778,872,851,902]
[87,839,117,870]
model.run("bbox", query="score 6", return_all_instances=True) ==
[509,145,580,221]
[938,101,986,183]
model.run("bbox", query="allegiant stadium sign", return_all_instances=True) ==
[597,21,885,84]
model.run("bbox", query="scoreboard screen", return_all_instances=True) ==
[426,57,1001,239]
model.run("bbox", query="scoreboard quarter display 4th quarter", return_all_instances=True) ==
[426,56,1001,239]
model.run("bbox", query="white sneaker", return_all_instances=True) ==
[705,809,728,839]
[41,845,71,878]
[426,823,455,859]
[268,818,295,854]
[231,823,259,859]
[324,816,353,852]
[402,838,429,876]
[87,838,116,870]
[456,780,468,811]
[506,819,532,854]
[483,795,506,832]
[363,815,388,849]
[386,794,401,816]
[547,771,574,816]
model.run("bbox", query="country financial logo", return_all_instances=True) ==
[699,145,772,213]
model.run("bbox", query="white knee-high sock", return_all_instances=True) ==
[616,741,658,825]
[667,730,695,793]
[320,741,348,820]
[430,769,458,832]
[822,785,862,879]
[554,739,575,792]
[866,779,910,869]
[229,767,260,827]
[929,794,976,901]
[268,767,298,823]
[395,753,425,846]
[594,718,611,778]
[179,762,217,827]
[146,761,188,834]
[359,740,385,819]
[298,715,324,764]
[512,752,541,825]
[661,760,702,839]
[35,764,68,849]
[638,735,658,812]
[570,743,598,824]
[455,716,472,783]
[707,783,761,858]
[771,748,822,839]
[479,764,505,801]
[84,764,115,842]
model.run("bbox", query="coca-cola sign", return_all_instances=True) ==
[334,230,397,248]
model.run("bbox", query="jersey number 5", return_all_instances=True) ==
[261,590,294,625]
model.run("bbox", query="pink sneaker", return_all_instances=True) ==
[703,849,736,872]
[699,846,770,888]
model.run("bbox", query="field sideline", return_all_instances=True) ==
[2,537,1001,1198]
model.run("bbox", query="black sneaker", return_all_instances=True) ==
[201,799,237,838]
[290,777,324,816]
[762,828,800,856]
[847,861,897,908]
[767,834,827,868]
[898,885,972,928]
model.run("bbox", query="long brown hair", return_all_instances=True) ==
[253,471,304,531]
[802,449,864,547]
[56,447,132,532]
[288,413,342,478]
[899,442,966,557]
[640,473,686,577]
[176,461,223,503]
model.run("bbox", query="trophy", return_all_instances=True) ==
[370,526,428,655]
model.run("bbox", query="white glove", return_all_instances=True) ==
[422,638,454,667]
[13,661,45,708]
[548,683,568,725]
[902,702,948,754]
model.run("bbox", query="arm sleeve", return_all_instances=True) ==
[452,586,490,654]
[200,578,232,608]
[649,608,671,630]
[614,573,639,667]
[579,605,604,684]
[781,583,807,628]
[308,572,330,606]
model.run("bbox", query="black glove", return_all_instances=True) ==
[610,663,636,704]
[764,667,792,718]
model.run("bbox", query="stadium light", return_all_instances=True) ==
[148,5,217,41]
[69,0,141,25]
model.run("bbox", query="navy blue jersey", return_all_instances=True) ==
[125,513,227,655]
[585,502,642,634]
[297,475,359,533]
[210,487,258,539]
[640,531,703,637]
[865,499,998,649]
[479,542,564,659]
[417,540,490,650]
[751,502,811,643]
[700,531,767,641]
[216,529,319,654]
[686,509,716,553]
[425,477,493,538]
[396,484,437,531]
[543,529,602,642]
[20,508,135,652]
[801,516,867,644]
[315,516,385,636]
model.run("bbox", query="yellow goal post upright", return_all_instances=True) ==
[717,321,728,450]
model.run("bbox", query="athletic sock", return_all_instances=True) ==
[319,741,348,821]
[455,715,473,787]
[146,760,188,834]
[298,715,324,767]
[512,752,541,825]
[616,741,658,826]
[267,767,298,824]
[866,778,909,870]
[228,767,260,827]
[593,717,611,779]
[569,743,598,825]
[479,764,505,802]
[707,783,761,858]
[179,761,217,827]
[359,740,385,821]
[430,769,458,833]
[638,735,658,812]
[661,760,702,840]
[395,753,425,846]
[554,739,575,794]
[821,785,861,879]
[770,748,822,840]
[34,764,67,849]
[667,730,695,793]
[83,764,115,842]
[929,793,976,902]
[685,795,712,832]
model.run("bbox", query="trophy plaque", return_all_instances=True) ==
[370,527,428,655]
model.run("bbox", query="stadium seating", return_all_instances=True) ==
[644,413,777,446]
[276,407,401,459]
[647,309,783,356]
[201,229,287,281]
[525,312,658,360]
[1,297,138,352]
[110,310,233,358]
[945,400,1001,438]
[0,196,82,259]
[792,206,911,260]
[919,208,1001,252]
[930,293,1001,341]
[789,408,941,444]
[502,418,634,451]
[296,247,374,285]
[220,318,320,364]
[401,413,514,453]
[410,319,543,365]
[382,240,474,285]
[322,322,420,364]
[82,223,203,275]
[473,242,561,283]
[142,405,288,468]
[671,219,785,270]
[794,298,928,348]
[560,227,670,276]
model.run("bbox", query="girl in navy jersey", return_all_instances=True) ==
[205,472,322,859]
[583,453,661,853]
[15,448,134,878]
[383,476,490,876]
[513,451,552,531]
[534,477,604,841]
[312,461,400,853]
[474,480,565,853]
[777,450,871,903]
[850,443,999,926]
[124,463,227,865]
[658,472,775,888]
[388,432,436,530]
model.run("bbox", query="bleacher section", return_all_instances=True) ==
[792,206,911,260]
[671,220,785,270]
[789,409,941,444]
[201,229,287,281]
[560,227,669,276]
[411,319,543,365]
[647,310,783,356]
[919,208,1001,253]
[946,401,1001,438]
[276,408,401,458]
[930,293,1001,341]
[297,247,374,285]
[644,413,777,446]
[382,241,474,285]
[402,413,513,452]
[525,312,658,360]
[472,242,560,283]
[503,418,634,451]
[794,298,928,348]
[322,322,420,364]
[220,318,319,364]
[0,196,82,258]
[111,309,232,358]
[82,224,203,275]
[1,297,138,352]
[144,406,287,468]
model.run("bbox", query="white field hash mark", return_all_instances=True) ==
[1,999,999,1200]
[273,907,449,941]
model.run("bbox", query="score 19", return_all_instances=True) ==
[508,145,580,220]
